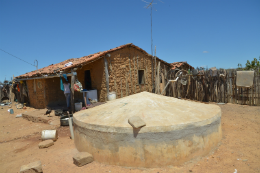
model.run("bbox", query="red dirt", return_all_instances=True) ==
[0,103,259,173]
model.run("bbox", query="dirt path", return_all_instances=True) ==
[0,103,259,173]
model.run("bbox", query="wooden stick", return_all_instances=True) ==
[70,69,75,113]
[144,57,147,91]
[156,61,160,94]
[126,72,128,96]
[133,56,136,94]
[129,55,133,95]
[104,57,110,101]
[253,70,256,105]
[120,78,123,98]
[161,72,165,95]
[235,73,238,104]
[229,71,233,103]
[109,57,117,98]
[256,68,260,106]
[151,56,154,92]
[34,79,36,93]
[154,46,157,93]
[145,57,148,92]
[137,56,141,92]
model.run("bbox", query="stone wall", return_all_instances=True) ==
[98,46,171,101]
[25,46,171,108]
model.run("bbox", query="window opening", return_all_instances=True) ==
[84,70,92,90]
[138,70,145,84]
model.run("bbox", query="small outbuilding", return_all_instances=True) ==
[15,43,172,109]
[171,61,194,74]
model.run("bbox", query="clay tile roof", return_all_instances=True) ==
[16,43,171,79]
[170,61,194,70]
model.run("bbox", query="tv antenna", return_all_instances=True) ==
[142,0,163,56]
[34,60,38,70]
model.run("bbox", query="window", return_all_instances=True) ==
[138,70,145,84]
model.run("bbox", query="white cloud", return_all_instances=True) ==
[203,51,208,53]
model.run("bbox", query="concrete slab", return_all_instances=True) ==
[38,140,54,149]
[20,161,42,173]
[128,116,146,128]
[22,109,60,126]
[73,152,93,167]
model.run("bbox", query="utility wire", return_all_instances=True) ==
[0,48,35,67]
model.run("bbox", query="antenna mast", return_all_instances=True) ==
[151,0,153,56]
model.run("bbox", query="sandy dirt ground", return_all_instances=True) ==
[0,102,259,173]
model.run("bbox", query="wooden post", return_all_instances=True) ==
[145,57,148,92]
[256,68,260,106]
[247,87,249,105]
[129,55,133,95]
[233,70,236,104]
[34,79,36,93]
[70,69,75,113]
[229,71,232,103]
[137,56,141,92]
[250,72,254,105]
[20,83,24,103]
[234,72,238,104]
[172,77,175,98]
[144,57,147,91]
[104,57,110,100]
[120,78,123,98]
[161,72,165,95]
[154,46,157,93]
[133,56,137,94]
[253,71,257,105]
[196,80,198,101]
[156,61,160,94]
[109,57,117,97]
[151,56,154,92]
[164,65,167,95]
[221,81,224,103]
[126,72,129,96]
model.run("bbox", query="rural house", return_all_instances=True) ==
[15,43,172,109]
[171,61,194,73]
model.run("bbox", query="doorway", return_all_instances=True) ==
[84,70,92,90]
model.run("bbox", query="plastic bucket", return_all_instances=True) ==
[108,92,116,101]
[41,130,58,141]
[75,102,82,112]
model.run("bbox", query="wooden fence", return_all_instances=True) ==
[164,68,260,106]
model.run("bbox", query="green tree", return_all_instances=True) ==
[244,57,260,71]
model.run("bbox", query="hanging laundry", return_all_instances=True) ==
[209,67,217,77]
[74,84,80,92]
[236,71,254,87]
[23,83,27,97]
[17,84,20,92]
[63,74,68,81]
[60,76,64,91]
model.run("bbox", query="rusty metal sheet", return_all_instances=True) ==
[236,71,254,87]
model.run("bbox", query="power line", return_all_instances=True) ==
[0,48,35,67]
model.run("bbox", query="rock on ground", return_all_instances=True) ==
[128,116,146,128]
[20,160,43,173]
[38,140,54,149]
[73,152,93,167]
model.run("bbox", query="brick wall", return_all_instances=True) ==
[27,79,46,109]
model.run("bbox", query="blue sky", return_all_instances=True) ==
[0,0,259,82]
